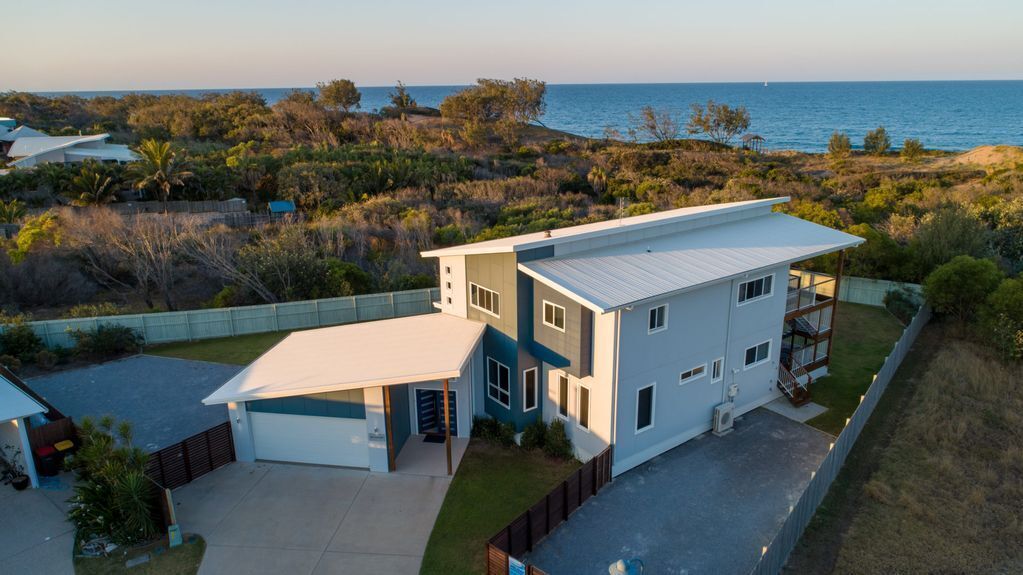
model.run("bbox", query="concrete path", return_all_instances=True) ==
[173,462,451,575]
[29,355,240,451]
[525,408,834,575]
[0,475,74,574]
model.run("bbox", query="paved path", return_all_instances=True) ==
[173,462,451,575]
[29,355,240,451]
[0,475,74,575]
[526,408,834,575]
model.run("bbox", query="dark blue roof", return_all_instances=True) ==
[268,200,296,213]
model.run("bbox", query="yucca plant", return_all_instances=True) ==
[0,199,27,224]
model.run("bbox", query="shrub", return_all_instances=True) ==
[981,278,1023,361]
[66,417,159,546]
[0,354,21,372]
[543,419,574,459]
[828,131,852,159]
[923,256,1003,323]
[67,302,123,319]
[0,316,44,362]
[520,419,548,451]
[883,288,921,324]
[70,325,143,360]
[34,349,57,370]
[901,138,924,162]
[471,416,516,447]
[863,126,891,156]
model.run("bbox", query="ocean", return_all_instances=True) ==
[38,81,1023,152]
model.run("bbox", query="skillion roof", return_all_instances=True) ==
[519,212,864,312]
[0,372,47,421]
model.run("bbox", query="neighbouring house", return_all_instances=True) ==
[0,369,48,488]
[0,118,137,169]
[204,197,862,476]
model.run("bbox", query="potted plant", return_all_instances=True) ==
[1,443,30,491]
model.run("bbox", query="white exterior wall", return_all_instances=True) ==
[438,255,468,317]
[227,401,255,462]
[610,264,788,475]
[249,411,370,469]
[364,386,389,472]
[405,375,474,438]
[0,418,38,488]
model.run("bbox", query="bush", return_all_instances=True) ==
[543,419,574,459]
[70,325,143,360]
[471,416,516,447]
[981,278,1023,361]
[34,349,57,370]
[0,316,44,362]
[883,288,921,324]
[923,256,1003,323]
[863,126,891,156]
[0,354,21,372]
[67,302,123,319]
[520,419,548,451]
[901,138,924,162]
[828,131,851,159]
[66,417,159,546]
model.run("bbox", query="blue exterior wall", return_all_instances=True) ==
[247,389,366,419]
[389,384,411,455]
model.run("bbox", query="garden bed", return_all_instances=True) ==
[74,533,206,575]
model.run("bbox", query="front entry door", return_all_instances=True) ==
[416,389,457,435]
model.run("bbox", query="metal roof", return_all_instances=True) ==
[0,125,48,142]
[7,135,108,158]
[0,372,47,421]
[203,313,486,405]
[519,212,864,312]
[421,198,787,258]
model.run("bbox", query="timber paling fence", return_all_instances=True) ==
[10,287,440,349]
[748,303,932,575]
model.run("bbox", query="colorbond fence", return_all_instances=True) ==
[486,446,614,575]
[748,304,932,575]
[12,288,440,349]
[837,276,921,307]
[145,421,235,490]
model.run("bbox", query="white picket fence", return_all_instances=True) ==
[11,288,440,349]
[748,303,932,575]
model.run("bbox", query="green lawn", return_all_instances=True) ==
[74,534,206,575]
[144,331,289,365]
[806,303,905,435]
[420,441,580,575]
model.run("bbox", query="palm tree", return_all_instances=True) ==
[587,165,608,196]
[130,139,192,204]
[0,199,27,224]
[69,167,117,207]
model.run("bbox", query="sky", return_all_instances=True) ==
[4,0,1022,91]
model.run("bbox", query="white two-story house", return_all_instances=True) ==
[205,197,861,476]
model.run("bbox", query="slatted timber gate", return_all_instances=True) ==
[145,421,235,490]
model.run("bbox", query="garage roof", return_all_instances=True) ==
[203,313,486,405]
[519,212,864,313]
[0,372,47,421]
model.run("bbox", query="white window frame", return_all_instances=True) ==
[576,382,591,432]
[647,303,668,334]
[556,373,570,420]
[737,273,775,306]
[522,367,538,413]
[743,340,772,370]
[679,363,707,385]
[711,357,724,383]
[469,282,501,317]
[542,300,566,332]
[487,357,511,408]
[635,383,656,434]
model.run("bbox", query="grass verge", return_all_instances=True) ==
[420,441,580,575]
[806,303,905,435]
[74,534,206,575]
[144,331,289,365]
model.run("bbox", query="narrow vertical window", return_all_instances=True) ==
[523,368,538,412]
[636,384,655,432]
[577,385,590,431]
[558,374,569,418]
[711,357,724,383]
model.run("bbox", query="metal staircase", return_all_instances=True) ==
[777,360,812,406]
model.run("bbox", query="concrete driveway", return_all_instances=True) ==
[29,355,240,451]
[525,408,833,575]
[173,462,451,575]
[0,476,74,574]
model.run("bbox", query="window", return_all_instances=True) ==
[679,363,707,384]
[445,266,451,275]
[487,357,510,407]
[470,283,500,317]
[557,374,569,418]
[445,281,451,290]
[523,368,538,412]
[711,357,724,383]
[446,297,452,304]
[648,304,668,333]
[738,274,774,305]
[577,384,590,431]
[636,384,655,432]
[542,300,566,332]
[744,340,772,369]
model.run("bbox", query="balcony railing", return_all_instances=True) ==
[786,271,836,314]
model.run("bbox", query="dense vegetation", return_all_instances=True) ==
[1,82,1021,325]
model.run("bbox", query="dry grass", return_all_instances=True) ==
[831,339,1023,574]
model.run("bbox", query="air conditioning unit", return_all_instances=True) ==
[713,402,734,436]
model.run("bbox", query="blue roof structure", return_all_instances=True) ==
[268,200,297,214]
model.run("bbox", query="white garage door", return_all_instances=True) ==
[249,411,370,468]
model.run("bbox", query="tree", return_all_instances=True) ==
[587,166,608,196]
[686,100,750,145]
[981,278,1023,360]
[863,126,891,156]
[923,255,1003,323]
[130,139,192,204]
[0,199,27,224]
[317,79,361,113]
[901,138,924,162]
[909,206,991,278]
[828,132,851,159]
[388,81,417,109]
[69,165,117,206]
[632,106,681,142]
[103,215,189,310]
[440,78,546,125]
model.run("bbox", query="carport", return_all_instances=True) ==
[204,313,486,475]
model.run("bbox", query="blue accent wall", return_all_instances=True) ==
[248,389,366,419]
[389,384,411,455]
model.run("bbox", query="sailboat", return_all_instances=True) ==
[764,81,769,87]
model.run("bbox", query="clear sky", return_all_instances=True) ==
[5,0,1021,91]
